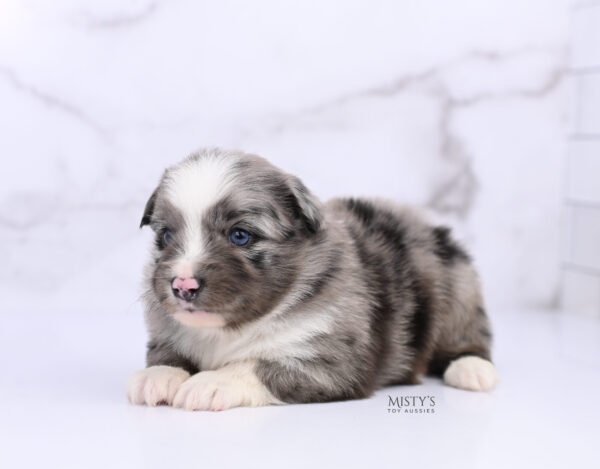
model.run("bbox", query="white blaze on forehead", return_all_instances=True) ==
[164,154,238,267]
[165,155,237,212]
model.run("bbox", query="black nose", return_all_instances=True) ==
[171,276,203,302]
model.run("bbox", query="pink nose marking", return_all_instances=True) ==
[172,277,199,292]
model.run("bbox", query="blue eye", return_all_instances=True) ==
[162,229,173,247]
[229,228,250,246]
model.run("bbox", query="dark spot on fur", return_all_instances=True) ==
[343,198,376,225]
[282,228,296,240]
[247,250,266,270]
[432,226,470,265]
[343,199,409,250]
[319,356,335,366]
[288,177,322,234]
[342,335,356,347]
[140,187,159,227]
[406,275,432,353]
[349,230,395,378]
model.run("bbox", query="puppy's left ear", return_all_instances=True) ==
[140,187,158,228]
[288,176,322,234]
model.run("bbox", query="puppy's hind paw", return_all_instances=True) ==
[443,356,499,392]
[127,366,190,406]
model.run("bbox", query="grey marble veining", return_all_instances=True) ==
[0,0,571,314]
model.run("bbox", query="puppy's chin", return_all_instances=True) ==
[173,310,226,328]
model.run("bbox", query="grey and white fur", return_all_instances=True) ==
[127,148,499,411]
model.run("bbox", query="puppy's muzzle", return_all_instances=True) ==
[171,276,202,302]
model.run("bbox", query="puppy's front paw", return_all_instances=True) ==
[127,366,190,406]
[172,363,280,411]
[443,356,499,392]
[171,371,242,411]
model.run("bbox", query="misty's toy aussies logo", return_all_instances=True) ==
[387,395,436,414]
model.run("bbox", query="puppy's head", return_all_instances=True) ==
[140,148,322,328]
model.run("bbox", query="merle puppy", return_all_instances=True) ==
[127,148,498,411]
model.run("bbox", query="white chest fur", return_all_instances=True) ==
[171,306,335,371]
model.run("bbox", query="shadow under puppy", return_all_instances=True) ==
[127,148,498,411]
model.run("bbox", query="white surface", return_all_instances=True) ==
[0,0,571,315]
[0,309,598,469]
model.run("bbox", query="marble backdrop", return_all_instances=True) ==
[0,0,571,315]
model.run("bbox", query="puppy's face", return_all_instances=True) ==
[141,150,322,329]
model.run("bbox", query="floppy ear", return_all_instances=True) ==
[288,176,322,234]
[140,187,159,228]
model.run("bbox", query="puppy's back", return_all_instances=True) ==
[327,197,491,386]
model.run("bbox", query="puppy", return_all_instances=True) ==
[127,148,498,411]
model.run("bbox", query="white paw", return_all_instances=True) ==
[127,366,190,406]
[171,372,239,411]
[443,356,499,392]
[172,363,280,412]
